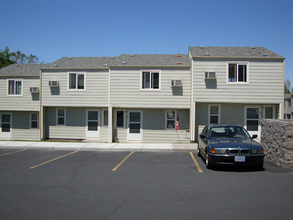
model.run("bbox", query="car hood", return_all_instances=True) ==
[209,138,263,149]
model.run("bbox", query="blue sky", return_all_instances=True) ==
[1,0,292,83]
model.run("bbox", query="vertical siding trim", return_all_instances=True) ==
[280,60,285,119]
[190,59,195,141]
[108,68,112,142]
[40,70,43,140]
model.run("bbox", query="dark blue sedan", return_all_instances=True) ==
[198,124,264,169]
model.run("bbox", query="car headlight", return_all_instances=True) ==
[211,149,227,154]
[251,149,264,154]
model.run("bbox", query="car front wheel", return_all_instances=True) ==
[205,151,212,169]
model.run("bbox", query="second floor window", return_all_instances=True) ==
[68,72,85,90]
[8,79,22,95]
[228,63,248,83]
[142,71,160,89]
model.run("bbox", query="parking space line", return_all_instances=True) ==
[30,150,79,169]
[190,152,203,173]
[112,151,134,172]
[0,149,27,157]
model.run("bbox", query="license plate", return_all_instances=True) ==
[235,156,245,162]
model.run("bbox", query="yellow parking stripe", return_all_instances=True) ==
[112,151,134,171]
[190,152,203,173]
[0,149,27,157]
[30,150,79,169]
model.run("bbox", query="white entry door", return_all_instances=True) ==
[1,113,12,138]
[86,110,99,138]
[245,107,261,137]
[128,111,142,141]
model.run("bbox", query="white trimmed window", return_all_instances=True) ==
[227,62,248,83]
[208,105,221,124]
[7,79,22,95]
[57,108,66,125]
[141,70,160,90]
[166,110,176,129]
[30,113,38,129]
[68,72,85,90]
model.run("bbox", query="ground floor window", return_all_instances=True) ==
[57,108,66,125]
[264,107,274,119]
[30,113,38,129]
[208,105,220,124]
[166,110,176,129]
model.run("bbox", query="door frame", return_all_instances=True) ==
[0,112,12,139]
[244,106,261,138]
[127,110,143,142]
[86,109,100,138]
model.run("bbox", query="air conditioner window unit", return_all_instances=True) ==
[205,72,216,79]
[171,80,182,87]
[30,87,39,93]
[49,81,59,87]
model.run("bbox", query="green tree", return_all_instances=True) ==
[0,46,43,68]
[284,79,292,94]
[0,46,15,68]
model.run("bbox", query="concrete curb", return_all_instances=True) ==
[0,141,198,152]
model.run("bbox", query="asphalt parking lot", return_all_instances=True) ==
[1,149,293,220]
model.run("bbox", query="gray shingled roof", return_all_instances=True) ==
[48,56,118,69]
[189,46,284,59]
[0,64,51,76]
[113,54,190,66]
[47,54,190,69]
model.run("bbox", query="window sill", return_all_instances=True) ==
[226,82,249,85]
[67,89,86,91]
[140,89,161,91]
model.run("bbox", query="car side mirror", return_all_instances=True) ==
[251,134,258,139]
[200,134,207,139]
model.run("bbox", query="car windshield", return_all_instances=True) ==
[209,126,250,139]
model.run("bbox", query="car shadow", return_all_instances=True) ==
[198,154,265,172]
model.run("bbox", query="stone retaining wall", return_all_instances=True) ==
[261,119,293,168]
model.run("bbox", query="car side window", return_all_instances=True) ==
[202,126,208,137]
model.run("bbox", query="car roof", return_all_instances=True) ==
[208,124,243,128]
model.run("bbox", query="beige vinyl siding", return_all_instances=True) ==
[9,111,40,140]
[193,60,283,104]
[100,126,108,142]
[143,109,189,143]
[110,68,190,109]
[0,77,40,111]
[112,109,189,143]
[195,103,279,140]
[44,107,86,139]
[195,103,247,140]
[41,70,108,107]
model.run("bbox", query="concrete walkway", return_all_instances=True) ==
[0,141,198,152]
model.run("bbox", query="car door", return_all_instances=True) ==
[199,126,208,153]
